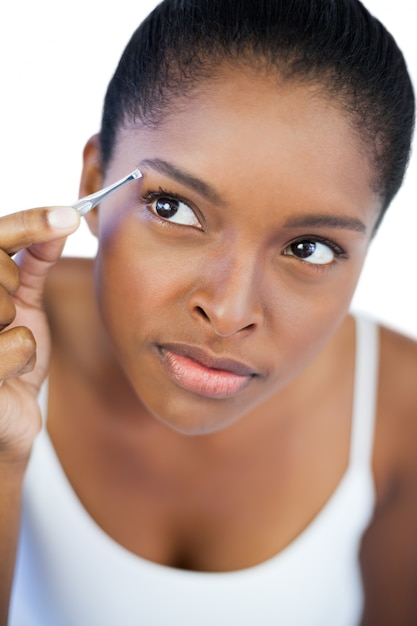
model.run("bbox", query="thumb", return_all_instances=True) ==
[14,207,80,309]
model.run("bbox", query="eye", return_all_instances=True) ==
[149,195,202,228]
[284,239,337,265]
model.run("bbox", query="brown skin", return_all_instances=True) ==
[0,206,80,624]
[88,73,377,435]
[1,68,417,623]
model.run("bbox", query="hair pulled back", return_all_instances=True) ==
[101,0,415,220]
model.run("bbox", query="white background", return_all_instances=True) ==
[0,1,415,338]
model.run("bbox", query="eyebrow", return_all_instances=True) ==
[138,158,222,205]
[283,214,367,233]
[138,158,367,233]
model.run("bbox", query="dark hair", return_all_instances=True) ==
[100,0,415,223]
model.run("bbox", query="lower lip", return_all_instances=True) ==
[159,349,253,399]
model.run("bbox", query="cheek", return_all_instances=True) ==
[95,206,366,379]
[94,214,198,341]
[263,261,364,382]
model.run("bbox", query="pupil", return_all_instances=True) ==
[155,197,179,218]
[292,241,316,258]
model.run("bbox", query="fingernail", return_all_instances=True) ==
[47,207,80,229]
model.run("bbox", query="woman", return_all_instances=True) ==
[2,1,417,624]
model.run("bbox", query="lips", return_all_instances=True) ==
[157,343,257,399]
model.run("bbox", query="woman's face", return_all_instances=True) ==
[88,68,381,434]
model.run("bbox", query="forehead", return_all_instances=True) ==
[119,67,381,221]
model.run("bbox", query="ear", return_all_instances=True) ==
[79,133,103,237]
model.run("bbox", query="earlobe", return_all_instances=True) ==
[79,134,103,237]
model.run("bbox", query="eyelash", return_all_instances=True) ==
[284,236,348,272]
[141,187,194,213]
[140,187,348,268]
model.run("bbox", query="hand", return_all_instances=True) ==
[0,206,80,462]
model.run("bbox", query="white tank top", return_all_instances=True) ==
[9,316,379,626]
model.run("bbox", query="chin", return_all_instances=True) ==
[160,417,238,437]
[143,392,251,437]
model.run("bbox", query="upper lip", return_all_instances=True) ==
[158,343,258,377]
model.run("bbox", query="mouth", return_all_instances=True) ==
[157,343,257,399]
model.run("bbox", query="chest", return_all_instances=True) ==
[48,402,351,572]
[14,430,369,626]
[46,326,357,573]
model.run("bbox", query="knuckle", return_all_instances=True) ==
[0,208,49,256]
[0,326,36,381]
[12,326,36,359]
[0,250,20,294]
[0,296,16,331]
[15,210,39,247]
[17,209,33,235]
[21,351,36,375]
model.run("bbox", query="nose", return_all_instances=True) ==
[188,252,264,337]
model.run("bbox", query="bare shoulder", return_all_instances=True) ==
[359,322,417,623]
[376,323,417,479]
[44,256,94,300]
[380,323,417,405]
[44,257,97,350]
[44,257,95,313]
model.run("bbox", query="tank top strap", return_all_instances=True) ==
[38,378,49,424]
[349,315,380,467]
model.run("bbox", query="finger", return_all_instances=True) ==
[0,249,20,294]
[4,207,80,310]
[0,206,80,256]
[13,237,69,309]
[0,284,16,331]
[0,326,36,381]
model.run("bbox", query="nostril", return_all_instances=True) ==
[195,306,210,321]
